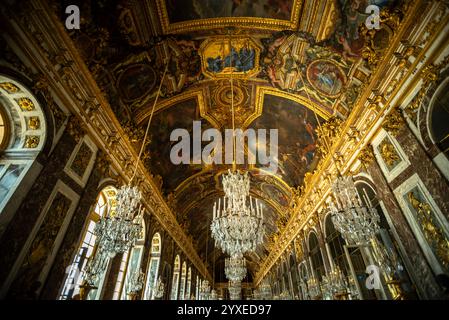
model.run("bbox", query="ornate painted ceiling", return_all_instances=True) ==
[55,0,398,280]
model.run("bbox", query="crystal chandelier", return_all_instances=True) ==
[260,279,272,299]
[82,63,169,287]
[94,185,143,258]
[154,276,165,299]
[200,279,211,300]
[225,254,247,282]
[329,175,380,245]
[83,247,109,285]
[126,268,145,299]
[210,289,218,300]
[211,170,264,256]
[210,35,264,257]
[228,280,242,300]
[307,277,322,299]
[320,266,349,300]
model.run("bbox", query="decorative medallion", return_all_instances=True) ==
[24,135,40,148]
[0,82,20,94]
[200,36,261,79]
[16,97,35,111]
[306,60,346,98]
[27,117,40,130]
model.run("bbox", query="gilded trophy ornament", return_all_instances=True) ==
[408,192,449,269]
[24,136,40,148]
[382,107,405,137]
[379,139,400,167]
[0,82,20,93]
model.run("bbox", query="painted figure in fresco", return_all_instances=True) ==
[168,0,292,21]
[207,46,255,73]
[330,0,393,59]
[308,61,344,97]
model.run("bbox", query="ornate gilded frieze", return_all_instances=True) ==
[154,0,303,34]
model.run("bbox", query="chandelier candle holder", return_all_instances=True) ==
[154,276,165,300]
[307,277,322,300]
[329,175,380,245]
[225,254,247,282]
[228,280,242,300]
[127,268,145,300]
[211,169,264,256]
[200,279,211,300]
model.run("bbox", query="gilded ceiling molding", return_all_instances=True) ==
[3,0,212,282]
[255,0,449,285]
[154,0,303,34]
[255,86,332,121]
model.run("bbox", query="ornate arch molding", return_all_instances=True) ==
[0,69,55,158]
[419,69,449,156]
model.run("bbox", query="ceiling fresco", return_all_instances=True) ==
[61,0,401,276]
[155,0,303,33]
[249,94,325,188]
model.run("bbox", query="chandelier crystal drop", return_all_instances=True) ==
[224,255,247,282]
[200,279,211,300]
[307,277,322,299]
[211,169,264,256]
[127,268,145,296]
[329,175,380,245]
[94,185,143,258]
[83,247,109,285]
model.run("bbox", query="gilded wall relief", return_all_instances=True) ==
[378,136,401,171]
[64,136,98,188]
[200,36,261,79]
[70,142,94,178]
[156,0,302,34]
[406,188,449,271]
[8,191,72,298]
[372,130,410,183]
[395,174,449,276]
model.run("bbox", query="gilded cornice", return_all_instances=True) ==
[255,0,449,285]
[2,0,212,282]
[155,0,303,34]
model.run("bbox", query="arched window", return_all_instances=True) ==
[298,262,309,300]
[185,267,192,300]
[289,254,299,298]
[143,232,162,300]
[179,261,187,300]
[0,76,47,228]
[325,214,350,276]
[59,186,117,300]
[120,220,146,300]
[308,232,325,281]
[170,255,180,300]
[429,81,449,157]
[112,250,130,300]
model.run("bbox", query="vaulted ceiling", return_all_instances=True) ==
[58,0,397,281]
